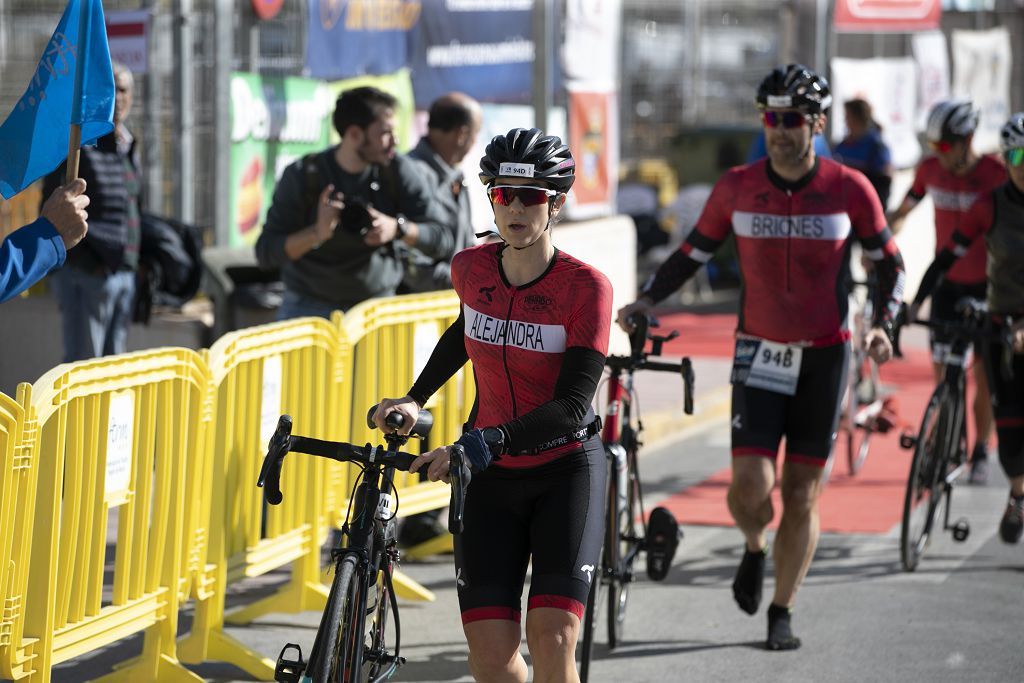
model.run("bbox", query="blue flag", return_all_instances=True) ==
[0,0,114,199]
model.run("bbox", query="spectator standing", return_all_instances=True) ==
[833,98,894,209]
[1,179,90,303]
[42,63,141,362]
[402,92,482,293]
[256,86,452,320]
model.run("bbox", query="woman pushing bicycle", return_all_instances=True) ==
[909,113,1024,545]
[372,128,613,682]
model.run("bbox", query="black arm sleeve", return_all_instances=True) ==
[498,346,606,453]
[641,249,704,304]
[871,249,907,332]
[912,249,959,307]
[407,310,469,406]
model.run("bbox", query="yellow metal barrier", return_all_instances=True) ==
[338,292,473,581]
[0,391,35,680]
[179,317,345,680]
[12,349,210,682]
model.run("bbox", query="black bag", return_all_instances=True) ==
[133,213,204,323]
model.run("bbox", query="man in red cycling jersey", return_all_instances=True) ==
[618,64,905,651]
[889,99,1007,484]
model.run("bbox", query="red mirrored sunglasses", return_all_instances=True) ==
[762,111,811,129]
[928,139,956,153]
[487,185,558,207]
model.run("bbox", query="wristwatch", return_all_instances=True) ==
[481,426,505,458]
[395,213,408,240]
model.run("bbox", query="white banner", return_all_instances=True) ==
[952,27,1012,154]
[830,57,921,169]
[911,31,950,132]
[562,0,621,92]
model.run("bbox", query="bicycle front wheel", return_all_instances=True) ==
[607,447,641,649]
[315,552,367,682]
[900,389,950,572]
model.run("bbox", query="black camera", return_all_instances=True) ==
[339,195,373,237]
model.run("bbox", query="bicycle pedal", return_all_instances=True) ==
[274,643,305,683]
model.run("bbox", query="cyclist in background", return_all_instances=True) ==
[908,113,1024,544]
[618,64,905,651]
[888,99,1007,484]
[373,128,613,683]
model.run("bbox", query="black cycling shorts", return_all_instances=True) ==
[930,281,987,362]
[454,435,605,625]
[730,342,849,468]
[985,323,1024,479]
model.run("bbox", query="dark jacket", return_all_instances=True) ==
[255,147,451,310]
[404,137,474,292]
[42,131,141,273]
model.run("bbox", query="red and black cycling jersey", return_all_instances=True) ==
[409,242,613,467]
[905,154,1005,285]
[643,157,905,346]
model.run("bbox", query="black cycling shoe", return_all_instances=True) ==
[998,493,1024,544]
[732,546,766,615]
[645,506,681,582]
[397,510,447,548]
[968,446,990,485]
[766,603,801,651]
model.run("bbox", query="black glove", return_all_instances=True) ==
[455,427,504,472]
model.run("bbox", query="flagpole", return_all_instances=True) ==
[65,0,92,183]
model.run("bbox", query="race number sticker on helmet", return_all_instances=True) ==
[767,95,793,108]
[499,162,535,178]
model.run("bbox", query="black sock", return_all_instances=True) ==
[732,546,766,615]
[766,603,801,651]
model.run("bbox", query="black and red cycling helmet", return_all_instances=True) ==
[479,127,575,193]
[756,64,832,115]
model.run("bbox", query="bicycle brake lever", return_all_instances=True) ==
[447,444,471,535]
[258,415,292,505]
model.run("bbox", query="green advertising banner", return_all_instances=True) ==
[229,73,332,246]
[228,70,416,247]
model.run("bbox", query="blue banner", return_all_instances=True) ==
[409,1,552,106]
[0,0,114,199]
[305,0,416,81]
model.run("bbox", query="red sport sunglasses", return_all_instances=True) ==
[487,185,558,207]
[928,139,957,153]
[761,111,812,129]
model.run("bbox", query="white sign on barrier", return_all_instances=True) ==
[261,355,283,446]
[105,390,135,504]
[413,322,441,381]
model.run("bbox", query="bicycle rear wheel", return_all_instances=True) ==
[606,447,641,649]
[313,551,367,682]
[900,389,950,572]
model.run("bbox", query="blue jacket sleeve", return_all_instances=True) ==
[0,218,66,303]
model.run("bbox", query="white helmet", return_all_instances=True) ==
[999,112,1024,151]
[925,99,979,142]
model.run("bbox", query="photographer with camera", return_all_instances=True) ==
[256,86,452,319]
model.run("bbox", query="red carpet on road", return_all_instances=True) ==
[652,311,955,536]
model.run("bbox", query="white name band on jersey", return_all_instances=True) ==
[928,187,979,212]
[733,211,851,240]
[499,162,535,178]
[465,304,566,353]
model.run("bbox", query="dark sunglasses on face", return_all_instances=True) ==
[762,111,811,129]
[1004,148,1024,167]
[487,185,558,207]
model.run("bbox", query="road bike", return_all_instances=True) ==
[258,408,469,682]
[896,300,1014,571]
[839,276,886,476]
[578,314,693,682]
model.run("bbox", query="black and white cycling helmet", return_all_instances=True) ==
[479,127,575,192]
[999,112,1024,151]
[925,99,979,142]
[755,64,832,115]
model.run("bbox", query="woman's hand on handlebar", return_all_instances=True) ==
[616,297,653,333]
[372,396,420,436]
[410,445,452,484]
